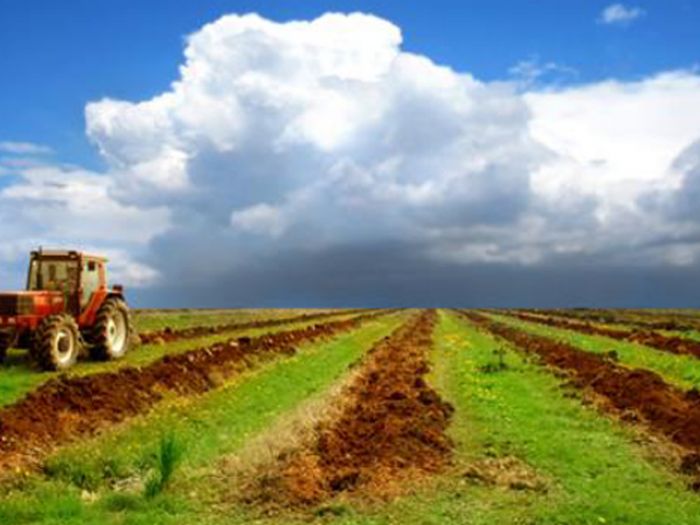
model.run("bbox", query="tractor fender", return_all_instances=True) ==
[78,290,123,327]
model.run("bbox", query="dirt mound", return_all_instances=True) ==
[505,311,700,359]
[138,309,372,345]
[247,310,453,507]
[0,311,392,473]
[461,311,700,480]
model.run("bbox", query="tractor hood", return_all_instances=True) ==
[0,291,64,316]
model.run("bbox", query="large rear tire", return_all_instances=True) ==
[33,315,81,371]
[90,297,132,360]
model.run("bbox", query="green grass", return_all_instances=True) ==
[4,309,700,525]
[534,310,700,341]
[410,311,700,524]
[660,330,700,343]
[488,311,700,390]
[0,309,363,407]
[143,433,185,499]
[215,310,700,525]
[546,312,700,343]
[0,313,407,524]
[132,308,322,332]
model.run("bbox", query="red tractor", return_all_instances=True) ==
[0,249,133,370]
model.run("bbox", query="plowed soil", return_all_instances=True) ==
[461,311,700,482]
[0,311,392,473]
[138,308,372,344]
[505,311,700,359]
[529,309,700,332]
[248,310,454,507]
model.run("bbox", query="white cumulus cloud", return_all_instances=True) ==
[599,3,646,25]
[0,141,53,155]
[231,203,288,237]
[0,163,170,285]
[84,12,557,276]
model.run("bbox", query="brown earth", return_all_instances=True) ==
[246,310,454,507]
[503,311,700,359]
[0,310,394,473]
[460,311,700,486]
[138,308,373,345]
[530,309,700,333]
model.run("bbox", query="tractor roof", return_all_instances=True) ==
[30,250,108,262]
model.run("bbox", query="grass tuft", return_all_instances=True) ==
[478,347,508,373]
[144,433,185,499]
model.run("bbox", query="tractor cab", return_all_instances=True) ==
[27,250,109,318]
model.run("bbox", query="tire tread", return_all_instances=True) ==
[32,314,80,371]
[90,297,132,360]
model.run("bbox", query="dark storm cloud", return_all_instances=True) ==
[133,241,700,308]
[669,140,700,220]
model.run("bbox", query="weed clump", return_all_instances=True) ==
[479,348,508,373]
[144,433,184,499]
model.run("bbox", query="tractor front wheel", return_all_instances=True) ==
[90,297,132,361]
[33,315,81,371]
[0,331,14,364]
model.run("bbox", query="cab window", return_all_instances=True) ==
[81,261,101,308]
[28,259,79,293]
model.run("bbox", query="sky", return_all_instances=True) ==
[1,0,699,307]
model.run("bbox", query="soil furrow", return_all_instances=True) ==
[246,309,454,507]
[0,310,396,473]
[526,308,700,332]
[459,310,700,486]
[502,310,700,358]
[137,308,373,345]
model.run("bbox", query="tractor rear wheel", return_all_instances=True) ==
[90,297,132,360]
[33,315,81,371]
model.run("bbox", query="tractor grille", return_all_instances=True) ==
[0,295,33,316]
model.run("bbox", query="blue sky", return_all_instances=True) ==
[1,0,698,169]
[1,1,699,307]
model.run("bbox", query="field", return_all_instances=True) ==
[3,308,700,524]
